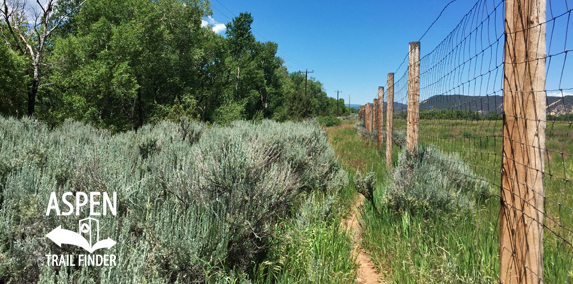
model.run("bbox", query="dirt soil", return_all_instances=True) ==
[344,195,384,284]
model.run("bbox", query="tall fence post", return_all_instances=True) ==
[365,103,372,132]
[377,87,384,150]
[406,42,420,153]
[372,100,377,134]
[373,99,378,136]
[500,0,546,283]
[386,73,394,168]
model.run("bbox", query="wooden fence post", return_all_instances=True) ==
[500,0,546,282]
[377,87,384,150]
[386,73,394,168]
[373,99,378,136]
[406,42,420,153]
[372,100,376,134]
[365,103,372,132]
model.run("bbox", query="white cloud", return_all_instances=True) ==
[547,91,573,97]
[203,16,226,34]
[212,23,226,33]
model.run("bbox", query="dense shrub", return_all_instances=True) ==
[0,116,347,283]
[384,146,492,214]
[317,116,341,127]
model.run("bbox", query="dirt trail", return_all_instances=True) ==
[345,195,384,284]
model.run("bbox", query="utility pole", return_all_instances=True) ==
[298,69,314,97]
[334,90,342,116]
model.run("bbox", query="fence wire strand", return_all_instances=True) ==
[362,0,573,282]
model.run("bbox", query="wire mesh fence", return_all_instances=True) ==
[360,0,573,282]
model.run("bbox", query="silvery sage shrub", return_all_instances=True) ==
[354,171,377,212]
[385,146,492,214]
[0,116,346,283]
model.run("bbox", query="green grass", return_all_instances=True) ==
[252,186,357,284]
[329,118,573,283]
[325,120,392,180]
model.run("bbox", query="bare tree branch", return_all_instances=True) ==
[1,0,23,52]
[35,0,46,15]
[2,0,76,116]
[10,10,34,57]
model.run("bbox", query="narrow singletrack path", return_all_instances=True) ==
[327,121,385,284]
[345,195,384,284]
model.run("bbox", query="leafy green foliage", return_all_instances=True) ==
[396,109,483,120]
[1,0,347,128]
[546,113,572,121]
[212,100,246,126]
[0,116,347,283]
[317,116,341,127]
[0,42,29,117]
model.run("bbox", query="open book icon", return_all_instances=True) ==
[46,223,116,253]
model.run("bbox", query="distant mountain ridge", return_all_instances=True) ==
[418,95,573,115]
[353,102,408,111]
[348,104,363,110]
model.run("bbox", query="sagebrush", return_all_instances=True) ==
[385,146,492,214]
[0,116,347,283]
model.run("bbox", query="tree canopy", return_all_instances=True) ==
[0,0,345,130]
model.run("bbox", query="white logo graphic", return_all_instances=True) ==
[46,217,116,253]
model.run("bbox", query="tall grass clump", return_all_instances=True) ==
[0,116,348,283]
[252,180,356,284]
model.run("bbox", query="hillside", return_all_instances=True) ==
[349,104,363,110]
[419,94,573,115]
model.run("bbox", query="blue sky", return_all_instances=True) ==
[203,0,572,105]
